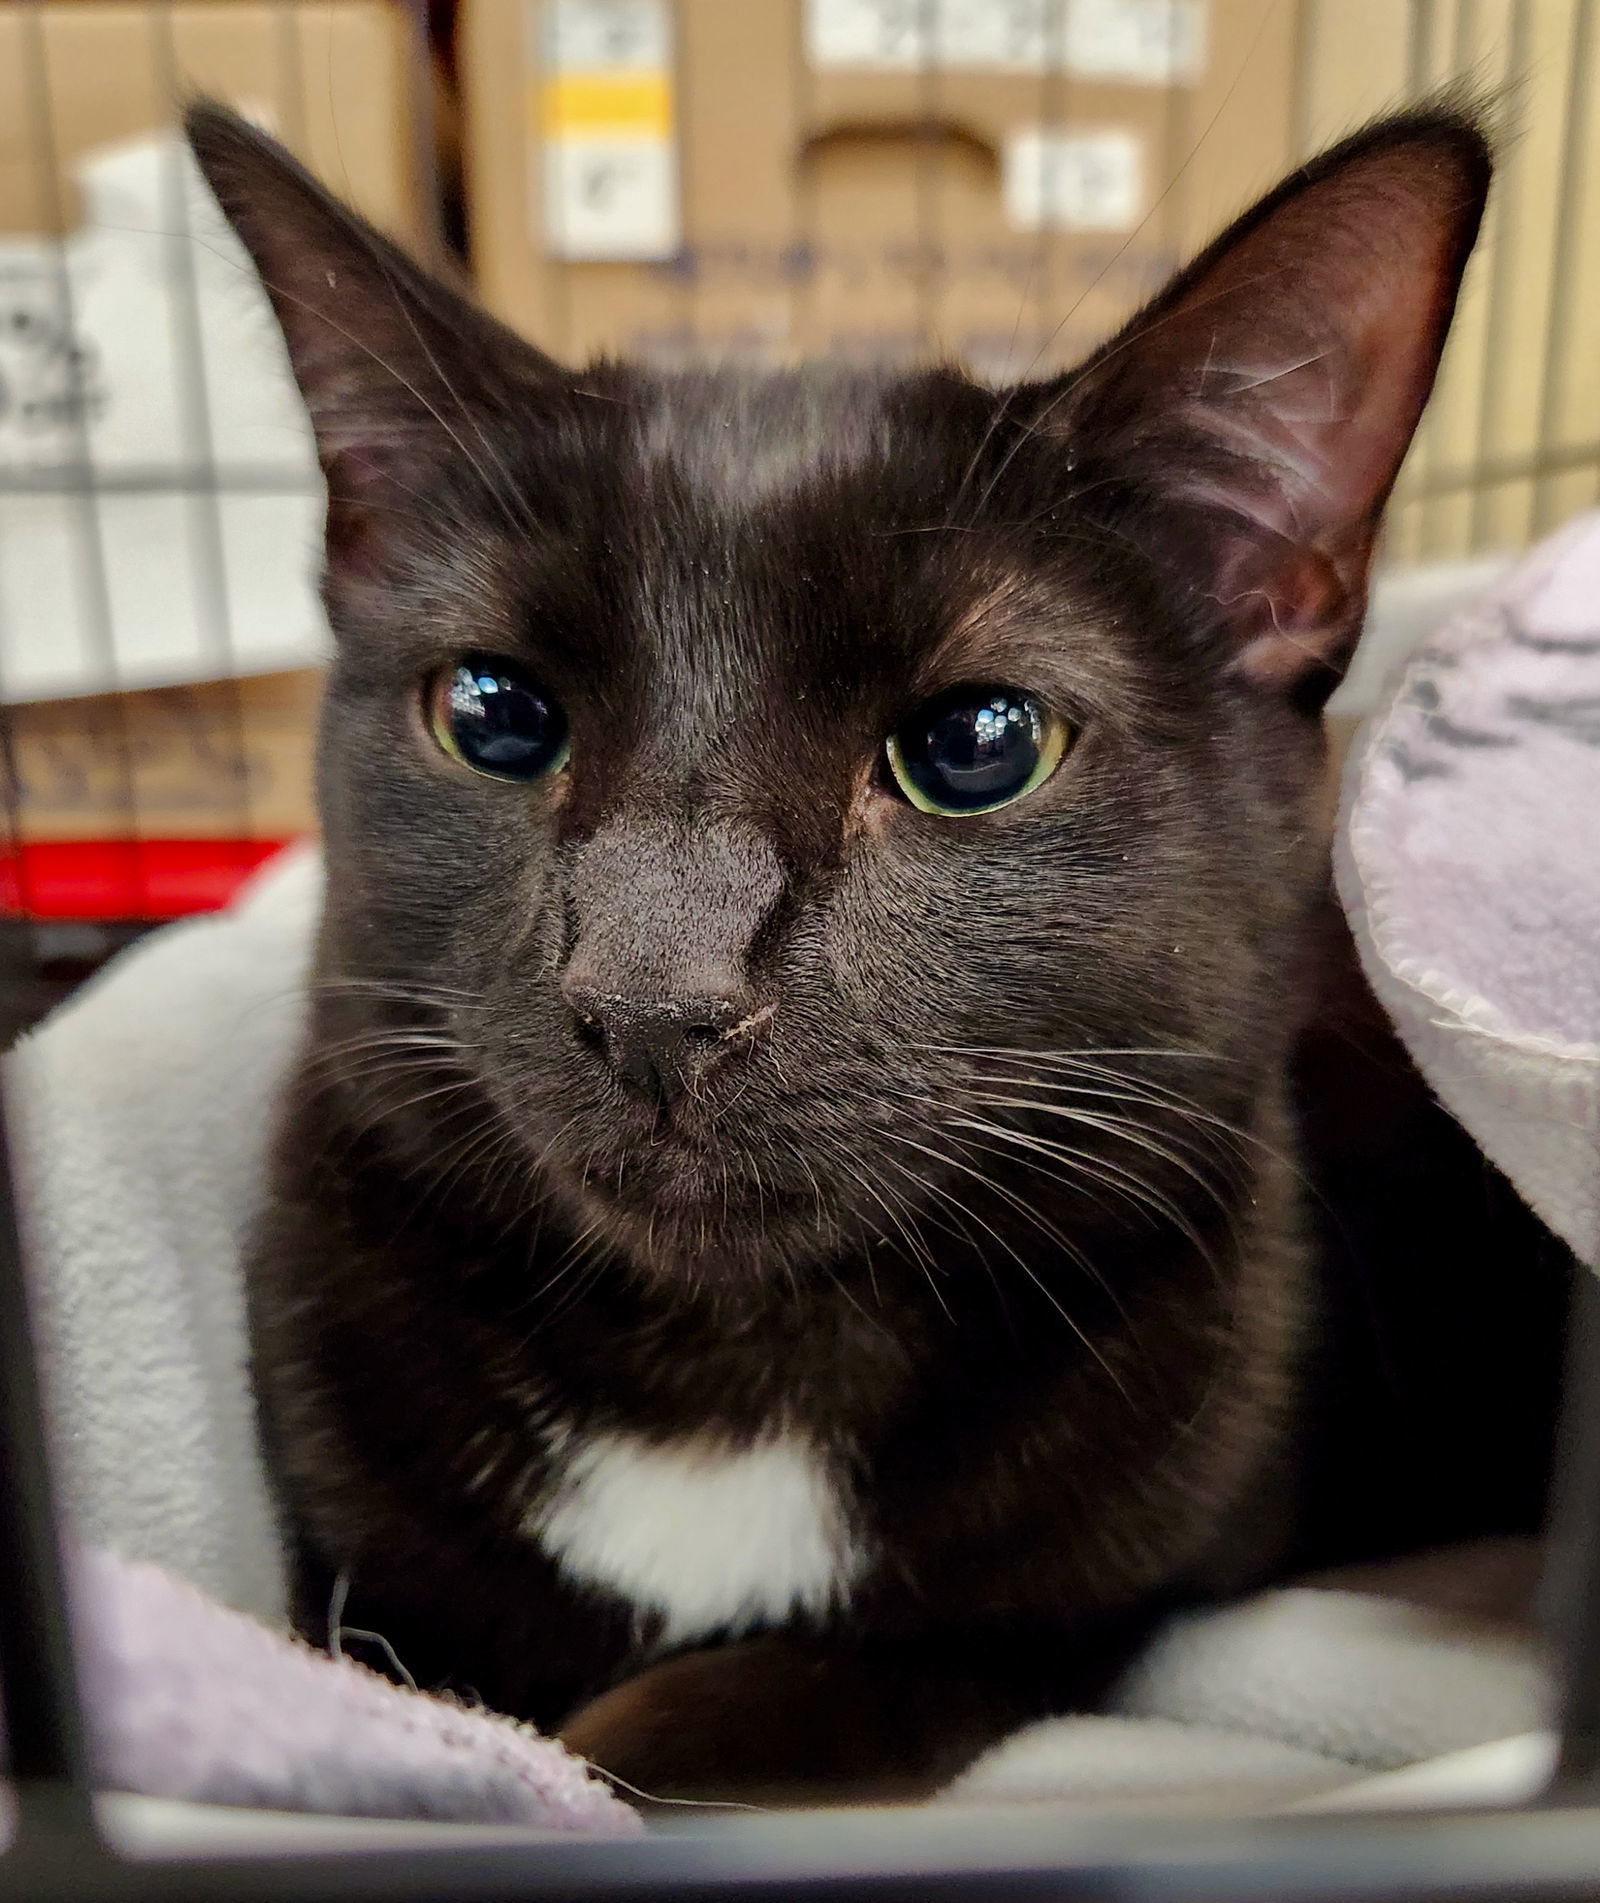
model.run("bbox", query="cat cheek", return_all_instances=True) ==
[539,771,575,821]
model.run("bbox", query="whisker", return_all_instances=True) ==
[875,1125,1132,1401]
[909,1040,1233,1067]
[957,1095,1242,1204]
[944,1113,1235,1275]
[312,977,480,1004]
[882,1081,1230,1304]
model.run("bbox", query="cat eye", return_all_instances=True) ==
[885,685,1070,817]
[426,655,570,783]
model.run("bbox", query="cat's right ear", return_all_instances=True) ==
[186,102,561,562]
[1026,106,1490,709]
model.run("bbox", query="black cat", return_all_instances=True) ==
[188,101,1569,1804]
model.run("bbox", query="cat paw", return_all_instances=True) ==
[556,1636,951,1808]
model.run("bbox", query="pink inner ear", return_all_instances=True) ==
[1187,293,1428,692]
[1212,535,1356,693]
[1062,124,1488,696]
[1171,239,1451,538]
[1182,262,1447,687]
[1176,322,1406,691]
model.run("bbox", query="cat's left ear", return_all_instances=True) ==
[1039,107,1490,707]
[186,102,564,564]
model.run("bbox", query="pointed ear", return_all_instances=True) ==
[1044,107,1490,708]
[185,102,562,563]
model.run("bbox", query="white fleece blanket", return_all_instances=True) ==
[3,845,1557,1813]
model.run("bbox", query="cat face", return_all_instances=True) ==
[308,363,1293,1284]
[191,105,1487,1289]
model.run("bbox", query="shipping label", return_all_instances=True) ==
[533,0,680,261]
[806,0,1205,83]
[1003,127,1144,230]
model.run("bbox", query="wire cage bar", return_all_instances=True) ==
[0,1092,89,1814]
[0,0,1596,1896]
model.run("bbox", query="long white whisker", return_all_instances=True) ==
[876,1126,1132,1401]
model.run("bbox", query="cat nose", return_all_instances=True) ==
[562,981,756,1099]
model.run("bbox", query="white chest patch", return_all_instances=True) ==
[528,1431,864,1647]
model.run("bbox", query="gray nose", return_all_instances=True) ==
[563,982,752,1099]
[560,811,784,1100]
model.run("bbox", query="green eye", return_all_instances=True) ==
[426,655,570,783]
[885,685,1071,816]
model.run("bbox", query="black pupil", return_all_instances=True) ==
[447,658,565,779]
[899,688,1044,811]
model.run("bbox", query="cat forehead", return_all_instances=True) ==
[627,365,910,504]
[440,364,1143,725]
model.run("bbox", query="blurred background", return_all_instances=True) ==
[0,0,1593,966]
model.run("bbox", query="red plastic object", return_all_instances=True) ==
[0,839,294,922]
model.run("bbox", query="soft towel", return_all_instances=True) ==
[10,846,315,1626]
[952,1568,1548,1808]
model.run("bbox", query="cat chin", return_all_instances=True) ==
[561,1179,842,1290]
[524,1125,843,1287]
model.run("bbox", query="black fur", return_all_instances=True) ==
[188,100,1568,1804]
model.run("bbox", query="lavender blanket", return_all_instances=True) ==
[73,1548,637,1833]
[1338,509,1600,1265]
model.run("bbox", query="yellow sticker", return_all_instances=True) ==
[538,71,673,140]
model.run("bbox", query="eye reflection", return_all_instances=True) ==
[427,655,570,783]
[886,685,1071,816]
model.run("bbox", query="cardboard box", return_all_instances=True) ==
[0,0,424,240]
[2,668,320,844]
[459,0,1600,570]
[461,0,1297,377]
[0,1,407,709]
